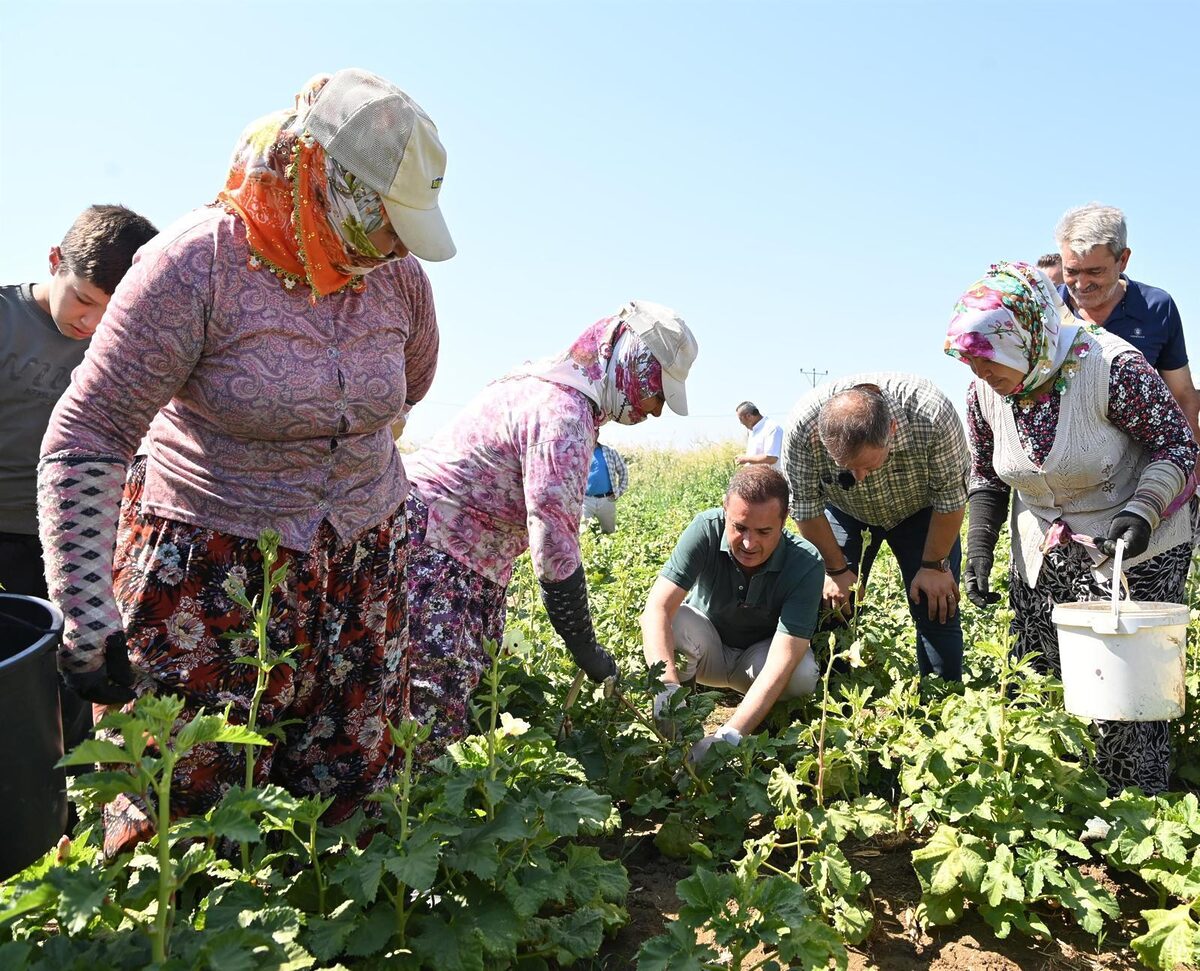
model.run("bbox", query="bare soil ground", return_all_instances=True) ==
[594,830,1158,970]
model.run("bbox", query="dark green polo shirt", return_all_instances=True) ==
[661,508,823,649]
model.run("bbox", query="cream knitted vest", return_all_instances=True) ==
[975,329,1190,587]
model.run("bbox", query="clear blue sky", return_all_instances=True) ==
[4,0,1198,450]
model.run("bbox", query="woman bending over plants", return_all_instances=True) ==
[402,301,697,751]
[37,69,453,855]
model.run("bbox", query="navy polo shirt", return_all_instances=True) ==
[1060,277,1188,371]
[661,508,823,648]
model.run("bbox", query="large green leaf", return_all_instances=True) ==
[409,912,487,971]
[538,785,612,836]
[636,921,713,971]
[981,844,1024,907]
[343,903,395,958]
[57,738,136,766]
[1058,868,1120,937]
[1131,905,1200,970]
[502,864,568,919]
[329,840,385,907]
[676,867,735,922]
[0,882,58,925]
[304,901,358,961]
[912,824,986,897]
[383,830,441,892]
[563,843,629,903]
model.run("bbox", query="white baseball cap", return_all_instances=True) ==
[305,69,455,262]
[618,300,698,415]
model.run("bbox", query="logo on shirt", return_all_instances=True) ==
[1133,327,1143,337]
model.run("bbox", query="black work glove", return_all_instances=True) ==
[1097,512,1152,559]
[539,565,619,684]
[964,488,1008,609]
[62,631,136,706]
[572,641,618,683]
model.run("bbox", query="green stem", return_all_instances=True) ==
[484,647,502,820]
[614,690,708,792]
[309,818,325,914]
[383,881,411,944]
[996,616,1013,770]
[814,640,839,808]
[397,736,415,845]
[759,858,796,879]
[152,757,176,963]
[244,546,277,791]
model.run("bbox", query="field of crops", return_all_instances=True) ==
[5,443,1200,969]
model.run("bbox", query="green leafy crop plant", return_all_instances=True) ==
[7,448,1200,969]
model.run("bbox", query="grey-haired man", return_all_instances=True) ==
[1056,203,1200,447]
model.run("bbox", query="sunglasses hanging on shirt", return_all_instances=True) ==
[822,470,858,491]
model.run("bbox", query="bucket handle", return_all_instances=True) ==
[1110,538,1127,625]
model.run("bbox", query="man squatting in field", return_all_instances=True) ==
[781,374,970,681]
[642,465,824,764]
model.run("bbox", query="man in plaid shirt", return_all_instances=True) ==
[780,373,969,680]
[581,442,628,534]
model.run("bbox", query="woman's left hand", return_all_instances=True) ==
[1099,512,1152,559]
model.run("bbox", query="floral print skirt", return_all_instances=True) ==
[1009,539,1192,796]
[403,493,507,758]
[101,458,407,857]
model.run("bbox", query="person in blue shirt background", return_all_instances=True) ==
[581,441,628,534]
[1056,203,1200,453]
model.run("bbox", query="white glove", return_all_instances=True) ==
[652,683,683,740]
[688,724,743,766]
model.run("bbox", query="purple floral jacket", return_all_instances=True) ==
[42,206,438,549]
[406,376,598,585]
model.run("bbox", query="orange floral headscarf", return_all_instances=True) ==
[218,74,397,300]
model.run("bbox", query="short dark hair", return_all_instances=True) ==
[725,466,789,519]
[1036,253,1061,269]
[818,385,890,462]
[58,205,158,295]
[735,400,761,418]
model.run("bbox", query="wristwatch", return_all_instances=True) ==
[920,558,951,572]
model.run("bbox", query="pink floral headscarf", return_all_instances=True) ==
[944,261,1079,396]
[510,314,664,425]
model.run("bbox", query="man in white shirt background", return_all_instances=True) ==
[735,401,783,471]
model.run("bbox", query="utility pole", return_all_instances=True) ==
[798,367,827,388]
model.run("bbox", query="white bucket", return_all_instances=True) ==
[1050,540,1189,721]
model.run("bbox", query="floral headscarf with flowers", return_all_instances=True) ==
[218,74,400,301]
[944,261,1080,397]
[509,314,665,425]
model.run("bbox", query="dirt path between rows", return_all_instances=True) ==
[597,832,1158,970]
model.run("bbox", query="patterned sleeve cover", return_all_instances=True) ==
[965,382,1010,495]
[39,222,212,672]
[522,405,596,584]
